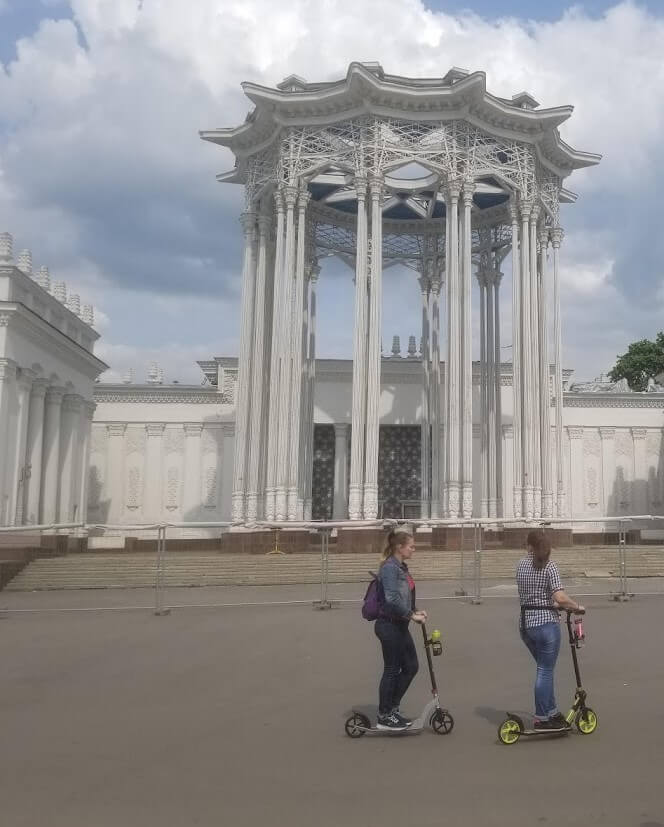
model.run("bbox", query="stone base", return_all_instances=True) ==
[220,528,312,555]
[501,527,573,549]
[431,527,478,551]
[572,529,640,546]
[336,527,387,555]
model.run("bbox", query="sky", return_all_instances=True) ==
[1,0,663,384]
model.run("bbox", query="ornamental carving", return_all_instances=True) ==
[647,432,663,456]
[126,466,142,509]
[202,427,221,456]
[583,432,600,458]
[166,466,179,510]
[88,465,103,509]
[221,369,238,403]
[585,467,599,509]
[311,424,335,520]
[203,466,218,509]
[615,431,633,458]
[377,426,421,519]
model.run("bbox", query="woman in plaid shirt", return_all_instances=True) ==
[517,529,585,730]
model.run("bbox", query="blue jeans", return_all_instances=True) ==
[375,618,419,715]
[520,622,561,719]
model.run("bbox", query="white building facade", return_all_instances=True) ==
[0,232,105,528]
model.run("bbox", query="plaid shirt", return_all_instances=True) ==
[516,556,563,629]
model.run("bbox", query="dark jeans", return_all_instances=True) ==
[520,622,561,718]
[375,618,419,715]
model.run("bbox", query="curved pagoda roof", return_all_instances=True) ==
[201,62,601,180]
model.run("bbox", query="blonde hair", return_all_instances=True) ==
[380,529,413,563]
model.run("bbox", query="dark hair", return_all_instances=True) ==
[380,529,413,563]
[527,529,551,570]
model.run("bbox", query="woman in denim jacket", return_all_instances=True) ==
[374,530,427,730]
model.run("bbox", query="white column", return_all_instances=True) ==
[632,429,648,514]
[332,424,349,519]
[58,394,82,522]
[275,187,298,521]
[538,227,553,518]
[260,230,276,520]
[444,182,461,517]
[568,427,584,519]
[221,424,235,520]
[24,378,48,525]
[349,177,369,520]
[430,273,442,520]
[502,424,514,517]
[304,268,319,521]
[183,424,203,523]
[509,204,523,519]
[10,368,35,524]
[287,189,310,520]
[493,270,504,518]
[551,227,567,518]
[363,176,384,520]
[600,428,616,516]
[530,208,541,518]
[77,401,95,525]
[265,192,285,521]
[40,387,65,524]
[246,213,270,523]
[0,358,17,524]
[520,201,534,518]
[296,259,313,520]
[461,179,475,519]
[478,269,489,517]
[419,273,431,519]
[231,210,257,523]
[143,423,163,523]
[486,273,497,518]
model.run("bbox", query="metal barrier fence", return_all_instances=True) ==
[2,516,664,614]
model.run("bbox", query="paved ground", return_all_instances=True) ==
[1,587,663,826]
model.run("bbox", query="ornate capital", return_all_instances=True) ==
[599,427,615,440]
[62,393,83,413]
[0,312,10,328]
[145,423,165,437]
[273,190,284,213]
[222,423,235,437]
[418,274,430,296]
[45,386,65,405]
[239,211,256,236]
[297,189,311,211]
[333,423,349,439]
[283,186,298,208]
[430,275,442,294]
[17,367,36,390]
[502,424,514,437]
[519,200,533,220]
[354,176,368,199]
[508,201,519,223]
[83,400,96,420]
[369,176,384,199]
[632,428,648,440]
[462,178,476,205]
[184,423,203,436]
[529,204,541,222]
[108,423,127,436]
[445,180,461,201]
[538,227,550,247]
[568,427,584,440]
[550,227,564,248]
[0,358,17,382]
[31,378,49,398]
[257,213,272,235]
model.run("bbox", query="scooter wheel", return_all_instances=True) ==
[575,707,598,734]
[498,717,523,745]
[430,709,454,735]
[345,713,370,738]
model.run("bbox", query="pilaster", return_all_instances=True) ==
[0,358,17,524]
[568,427,584,518]
[509,202,523,518]
[461,178,475,518]
[40,386,65,524]
[24,378,48,525]
[599,428,616,517]
[183,423,203,523]
[143,423,163,523]
[444,181,461,517]
[10,368,35,524]
[58,393,83,522]
[332,423,350,519]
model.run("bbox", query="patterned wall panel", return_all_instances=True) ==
[378,426,421,518]
[312,425,335,520]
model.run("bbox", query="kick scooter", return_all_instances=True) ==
[344,623,454,738]
[498,608,598,745]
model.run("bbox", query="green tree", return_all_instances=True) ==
[608,334,664,391]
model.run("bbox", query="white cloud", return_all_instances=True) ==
[1,0,664,380]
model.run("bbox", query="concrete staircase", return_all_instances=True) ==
[5,546,664,591]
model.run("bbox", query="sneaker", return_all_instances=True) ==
[376,712,408,731]
[533,718,554,731]
[391,709,413,727]
[548,712,571,730]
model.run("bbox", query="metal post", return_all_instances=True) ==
[313,528,333,610]
[455,522,467,596]
[154,524,171,616]
[471,521,483,605]
[613,518,632,602]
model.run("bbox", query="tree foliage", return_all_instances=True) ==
[608,333,664,392]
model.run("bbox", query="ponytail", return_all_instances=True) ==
[381,529,413,564]
[527,529,551,570]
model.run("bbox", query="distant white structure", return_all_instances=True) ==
[0,232,105,526]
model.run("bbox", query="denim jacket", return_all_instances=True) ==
[378,556,415,621]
